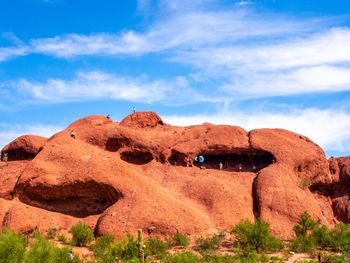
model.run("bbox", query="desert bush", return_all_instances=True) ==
[232,219,283,253]
[202,254,237,263]
[310,225,334,249]
[69,222,94,246]
[0,229,27,263]
[24,232,75,263]
[293,212,317,237]
[46,227,58,239]
[93,234,117,263]
[331,223,350,254]
[195,231,225,253]
[58,234,68,243]
[322,253,347,263]
[299,178,311,189]
[290,235,316,253]
[163,251,200,263]
[171,232,189,247]
[290,212,318,253]
[145,237,169,259]
[122,234,140,260]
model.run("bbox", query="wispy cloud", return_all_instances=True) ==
[235,1,254,6]
[3,71,209,105]
[14,71,170,103]
[0,4,329,60]
[163,108,350,154]
[0,123,62,150]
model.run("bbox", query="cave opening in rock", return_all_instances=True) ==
[105,137,130,152]
[198,150,275,172]
[168,150,188,166]
[168,149,275,172]
[4,149,37,161]
[17,181,122,218]
[120,150,153,165]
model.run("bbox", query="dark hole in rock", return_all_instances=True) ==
[169,149,275,172]
[105,137,130,152]
[120,151,153,165]
[5,149,36,161]
[198,151,275,172]
[17,180,122,218]
[168,150,188,166]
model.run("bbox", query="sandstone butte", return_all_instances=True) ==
[0,112,349,240]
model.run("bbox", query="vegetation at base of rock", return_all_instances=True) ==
[46,227,58,239]
[69,222,94,246]
[195,230,225,253]
[0,229,27,263]
[1,213,350,262]
[162,251,200,263]
[231,219,283,253]
[58,234,68,243]
[171,232,189,247]
[145,237,169,259]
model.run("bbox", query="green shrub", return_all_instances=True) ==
[260,253,269,262]
[331,223,350,254]
[58,234,68,243]
[202,254,237,263]
[234,251,259,263]
[24,233,74,263]
[145,237,169,259]
[69,222,94,246]
[122,234,139,260]
[290,235,316,253]
[322,253,347,263]
[269,255,284,263]
[311,225,334,249]
[293,212,317,237]
[163,251,200,263]
[46,228,58,239]
[0,229,27,263]
[195,231,225,253]
[93,234,117,263]
[172,232,189,247]
[299,178,311,189]
[232,219,283,253]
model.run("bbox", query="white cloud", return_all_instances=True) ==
[0,6,326,60]
[163,108,350,154]
[14,71,170,103]
[0,123,62,150]
[0,46,28,62]
[220,65,350,98]
[235,1,254,6]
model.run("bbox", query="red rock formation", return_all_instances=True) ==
[0,112,346,239]
[1,135,47,161]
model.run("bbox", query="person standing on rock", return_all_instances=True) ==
[70,130,76,139]
[68,250,74,262]
[2,152,8,163]
[133,106,136,114]
[219,162,223,170]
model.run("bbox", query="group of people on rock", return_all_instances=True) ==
[193,155,258,172]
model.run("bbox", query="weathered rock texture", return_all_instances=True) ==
[0,112,347,239]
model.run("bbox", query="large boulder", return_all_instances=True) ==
[0,112,343,239]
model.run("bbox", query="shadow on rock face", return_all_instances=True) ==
[120,150,154,165]
[16,180,122,218]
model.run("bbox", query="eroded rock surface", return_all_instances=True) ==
[0,112,347,239]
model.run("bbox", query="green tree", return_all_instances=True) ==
[293,212,317,237]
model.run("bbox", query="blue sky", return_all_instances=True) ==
[1,0,350,157]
